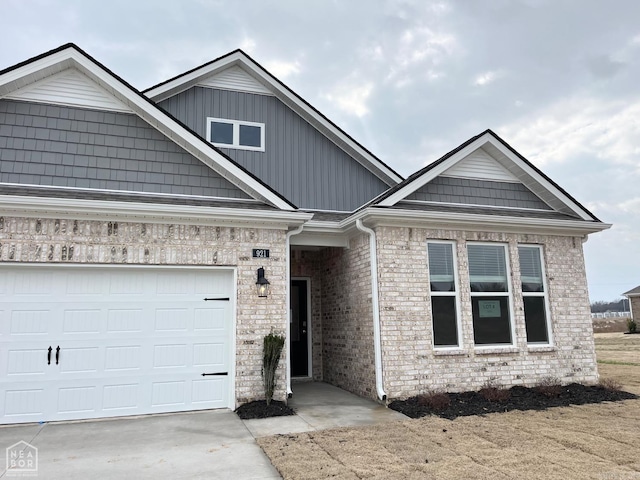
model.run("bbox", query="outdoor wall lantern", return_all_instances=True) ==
[256,267,270,298]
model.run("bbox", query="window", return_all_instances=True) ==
[518,245,551,344]
[206,118,265,151]
[427,242,460,347]
[468,243,513,345]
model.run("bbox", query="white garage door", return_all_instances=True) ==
[0,266,235,424]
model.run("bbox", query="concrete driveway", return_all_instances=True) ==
[0,410,280,479]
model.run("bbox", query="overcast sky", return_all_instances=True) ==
[1,0,638,302]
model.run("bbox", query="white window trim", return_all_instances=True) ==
[519,244,554,346]
[206,117,265,152]
[427,240,463,350]
[468,242,517,349]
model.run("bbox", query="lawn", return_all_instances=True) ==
[258,333,640,480]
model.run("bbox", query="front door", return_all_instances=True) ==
[290,279,309,377]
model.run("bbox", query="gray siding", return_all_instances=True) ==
[0,99,250,199]
[159,87,389,211]
[407,176,552,210]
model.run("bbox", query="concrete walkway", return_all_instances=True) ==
[242,382,407,438]
[1,383,406,479]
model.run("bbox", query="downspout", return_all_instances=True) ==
[355,219,387,402]
[285,225,305,398]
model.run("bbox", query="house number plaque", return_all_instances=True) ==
[252,249,270,258]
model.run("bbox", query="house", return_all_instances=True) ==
[623,286,640,325]
[0,44,610,424]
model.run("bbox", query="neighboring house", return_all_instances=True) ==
[0,44,610,424]
[623,286,640,324]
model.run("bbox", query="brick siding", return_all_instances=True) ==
[0,215,288,406]
[376,226,598,399]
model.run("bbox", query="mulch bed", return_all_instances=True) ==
[235,400,296,420]
[389,384,638,420]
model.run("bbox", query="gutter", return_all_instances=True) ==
[355,219,387,402]
[285,224,305,398]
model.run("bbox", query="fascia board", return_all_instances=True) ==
[346,208,611,236]
[0,195,313,227]
[0,48,295,211]
[146,53,403,187]
[378,133,493,206]
[487,140,594,221]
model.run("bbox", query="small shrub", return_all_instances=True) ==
[627,318,637,333]
[417,391,451,411]
[535,377,562,398]
[598,378,622,392]
[478,383,511,402]
[263,331,285,405]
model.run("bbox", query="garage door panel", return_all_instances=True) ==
[4,387,46,417]
[10,309,50,335]
[1,267,234,424]
[194,307,227,331]
[151,380,186,406]
[7,349,48,375]
[192,378,224,404]
[58,347,99,374]
[58,385,96,414]
[155,308,189,332]
[63,310,102,334]
[153,344,188,368]
[104,345,143,371]
[107,308,144,333]
[102,383,139,411]
[193,343,226,368]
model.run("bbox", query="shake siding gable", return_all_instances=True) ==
[159,87,389,211]
[0,99,250,199]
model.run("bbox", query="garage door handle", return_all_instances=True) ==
[201,372,228,376]
[56,346,60,365]
[204,297,229,301]
[47,346,52,365]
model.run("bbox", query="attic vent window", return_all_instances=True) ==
[206,117,265,152]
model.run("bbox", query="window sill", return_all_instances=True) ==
[526,345,556,353]
[433,349,467,357]
[474,346,519,355]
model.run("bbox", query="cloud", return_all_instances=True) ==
[499,95,640,169]
[264,60,301,79]
[584,54,626,79]
[322,81,374,118]
[473,70,504,86]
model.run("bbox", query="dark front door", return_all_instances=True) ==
[290,279,309,377]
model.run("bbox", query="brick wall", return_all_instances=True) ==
[0,215,288,406]
[376,226,598,399]
[291,249,323,381]
[631,296,640,324]
[320,236,376,399]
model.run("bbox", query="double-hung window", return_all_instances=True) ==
[467,243,513,345]
[206,117,265,151]
[427,242,460,347]
[518,245,551,344]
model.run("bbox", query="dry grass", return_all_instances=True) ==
[258,333,640,480]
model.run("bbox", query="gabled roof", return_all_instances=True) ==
[371,129,603,223]
[623,286,640,296]
[0,43,297,211]
[143,49,403,187]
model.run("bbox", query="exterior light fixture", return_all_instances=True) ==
[256,267,270,298]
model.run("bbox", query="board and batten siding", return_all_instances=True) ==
[0,99,250,199]
[159,87,389,211]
